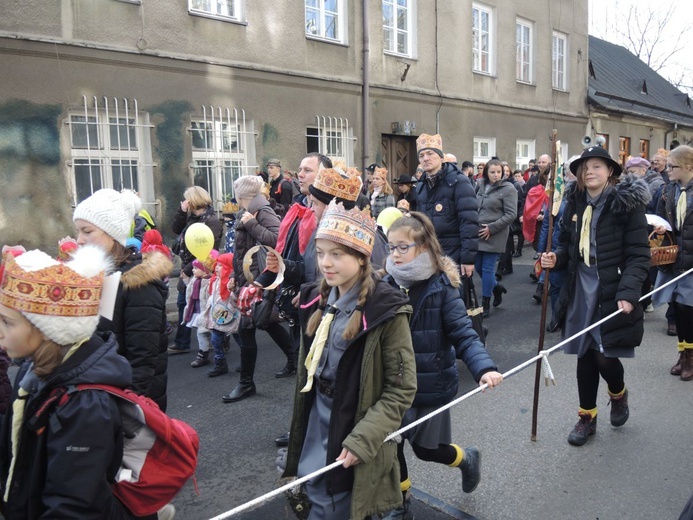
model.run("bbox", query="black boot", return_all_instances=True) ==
[492,284,507,307]
[190,349,210,368]
[275,360,296,378]
[207,359,229,377]
[482,296,491,318]
[532,283,544,304]
[222,346,257,403]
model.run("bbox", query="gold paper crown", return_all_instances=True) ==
[316,200,377,257]
[0,252,104,317]
[311,167,362,203]
[373,166,388,178]
[416,133,444,155]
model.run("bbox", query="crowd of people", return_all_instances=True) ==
[0,135,691,519]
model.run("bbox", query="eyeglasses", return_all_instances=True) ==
[667,164,681,170]
[388,243,417,254]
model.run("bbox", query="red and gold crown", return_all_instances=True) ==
[316,200,376,257]
[311,167,362,204]
[416,133,444,156]
[0,252,104,317]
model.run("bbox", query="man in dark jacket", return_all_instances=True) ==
[267,158,294,219]
[416,134,478,276]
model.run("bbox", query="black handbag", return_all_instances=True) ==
[251,289,281,330]
[461,275,486,345]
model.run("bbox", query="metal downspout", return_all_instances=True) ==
[362,0,370,178]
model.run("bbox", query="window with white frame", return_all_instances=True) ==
[306,116,356,166]
[472,3,494,74]
[516,19,532,84]
[188,0,244,23]
[473,137,496,164]
[516,139,535,170]
[68,97,154,205]
[189,107,256,206]
[552,31,568,91]
[305,0,347,44]
[383,0,416,58]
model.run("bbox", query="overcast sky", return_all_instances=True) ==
[588,0,693,93]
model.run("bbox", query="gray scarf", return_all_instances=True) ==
[386,251,437,289]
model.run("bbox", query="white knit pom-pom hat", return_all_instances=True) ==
[73,188,137,245]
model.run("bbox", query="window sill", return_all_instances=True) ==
[384,50,416,61]
[188,10,247,25]
[115,0,141,4]
[516,79,534,86]
[552,87,569,93]
[472,70,495,78]
[305,34,348,47]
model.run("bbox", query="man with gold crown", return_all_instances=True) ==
[415,134,479,276]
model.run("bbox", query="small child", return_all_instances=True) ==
[283,201,417,520]
[184,258,215,369]
[201,253,240,377]
[383,212,503,517]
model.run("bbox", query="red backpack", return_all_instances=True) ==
[31,384,200,516]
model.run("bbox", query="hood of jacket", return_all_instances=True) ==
[19,332,133,398]
[247,193,271,214]
[119,251,173,291]
[439,256,461,288]
[563,174,650,214]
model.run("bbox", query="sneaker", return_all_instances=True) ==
[459,446,481,493]
[158,504,176,520]
[609,389,629,427]
[567,413,597,446]
[167,346,190,355]
[644,304,655,313]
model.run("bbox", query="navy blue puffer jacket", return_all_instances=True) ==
[385,257,497,407]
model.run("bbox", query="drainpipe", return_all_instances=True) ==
[362,0,370,176]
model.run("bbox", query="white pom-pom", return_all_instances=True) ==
[68,245,113,278]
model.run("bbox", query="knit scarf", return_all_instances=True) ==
[184,277,202,324]
[386,251,437,289]
[370,189,382,208]
[301,306,337,393]
[677,187,687,231]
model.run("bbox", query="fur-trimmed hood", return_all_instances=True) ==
[120,251,173,290]
[440,255,461,288]
[563,174,651,213]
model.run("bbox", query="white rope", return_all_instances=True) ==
[541,350,556,386]
[209,266,693,520]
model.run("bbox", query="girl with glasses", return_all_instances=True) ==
[382,211,502,518]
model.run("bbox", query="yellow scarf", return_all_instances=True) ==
[677,189,687,231]
[301,307,336,393]
[579,204,593,267]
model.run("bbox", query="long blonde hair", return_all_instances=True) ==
[32,338,69,379]
[306,248,375,341]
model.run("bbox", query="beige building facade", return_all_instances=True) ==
[0,0,589,248]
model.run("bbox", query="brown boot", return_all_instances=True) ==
[680,350,693,381]
[671,351,684,376]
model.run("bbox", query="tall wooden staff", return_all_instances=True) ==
[530,129,559,441]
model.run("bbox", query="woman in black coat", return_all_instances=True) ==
[169,186,223,354]
[541,147,650,447]
[222,175,295,404]
[74,189,173,411]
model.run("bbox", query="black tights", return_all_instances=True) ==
[674,302,693,343]
[576,349,625,410]
[396,441,457,484]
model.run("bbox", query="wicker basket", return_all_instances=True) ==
[649,231,679,267]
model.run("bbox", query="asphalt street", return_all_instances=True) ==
[161,253,693,519]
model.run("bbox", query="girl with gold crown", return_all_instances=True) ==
[282,200,416,519]
[541,147,650,447]
[0,246,139,518]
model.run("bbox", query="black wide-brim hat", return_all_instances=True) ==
[570,146,623,176]
[393,174,416,184]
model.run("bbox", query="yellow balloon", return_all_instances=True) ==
[377,207,404,233]
[185,223,215,260]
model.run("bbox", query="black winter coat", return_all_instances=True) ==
[416,163,479,265]
[0,333,133,519]
[171,206,222,278]
[554,176,650,351]
[656,178,693,274]
[99,251,172,411]
[384,257,496,408]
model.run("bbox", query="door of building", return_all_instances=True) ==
[381,134,418,188]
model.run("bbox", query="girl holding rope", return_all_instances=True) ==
[283,201,417,520]
[382,212,502,518]
[652,145,693,380]
[541,146,650,447]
